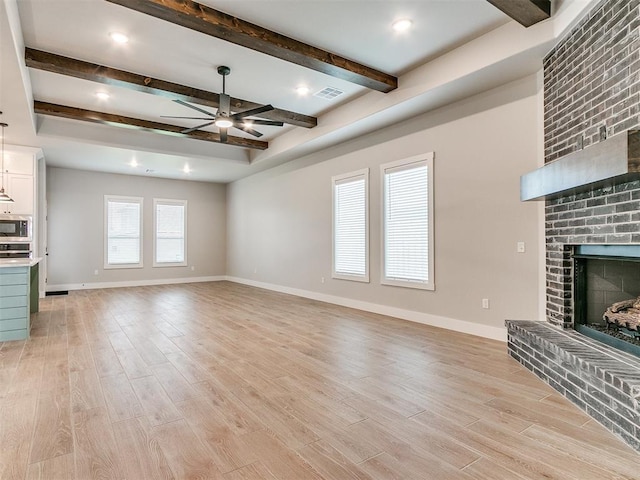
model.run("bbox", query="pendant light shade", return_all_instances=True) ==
[0,122,13,203]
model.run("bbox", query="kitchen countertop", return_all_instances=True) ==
[0,257,42,268]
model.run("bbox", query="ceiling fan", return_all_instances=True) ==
[162,66,284,142]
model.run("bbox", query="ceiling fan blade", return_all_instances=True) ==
[181,121,215,134]
[235,123,264,137]
[173,99,216,117]
[231,104,274,120]
[219,93,231,117]
[246,119,284,127]
[220,128,228,143]
[161,115,214,120]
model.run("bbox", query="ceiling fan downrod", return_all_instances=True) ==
[217,65,230,95]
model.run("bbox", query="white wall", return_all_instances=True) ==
[47,167,226,289]
[226,75,542,339]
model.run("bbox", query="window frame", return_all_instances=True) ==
[380,152,434,291]
[153,198,188,268]
[332,168,370,283]
[104,195,144,269]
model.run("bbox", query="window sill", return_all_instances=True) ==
[104,263,144,270]
[153,262,187,268]
[332,273,370,283]
[381,278,434,291]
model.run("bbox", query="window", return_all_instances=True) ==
[381,153,434,290]
[332,169,369,282]
[154,198,187,267]
[104,195,143,268]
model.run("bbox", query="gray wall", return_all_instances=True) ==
[226,75,542,333]
[47,167,226,287]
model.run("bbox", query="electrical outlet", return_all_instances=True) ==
[517,241,526,253]
[482,298,490,309]
[254,267,258,274]
[93,269,99,276]
[190,266,195,271]
[321,277,325,284]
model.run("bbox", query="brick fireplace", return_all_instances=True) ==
[506,0,640,452]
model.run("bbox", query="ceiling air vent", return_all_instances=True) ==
[314,87,344,100]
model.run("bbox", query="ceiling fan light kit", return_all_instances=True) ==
[162,65,284,143]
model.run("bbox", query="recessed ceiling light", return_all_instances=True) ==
[96,92,110,100]
[296,86,310,96]
[392,18,412,32]
[109,32,129,44]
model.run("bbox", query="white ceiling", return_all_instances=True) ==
[0,0,595,183]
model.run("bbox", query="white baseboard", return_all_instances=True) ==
[46,275,226,292]
[225,276,507,342]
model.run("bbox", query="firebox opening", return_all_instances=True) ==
[573,245,640,357]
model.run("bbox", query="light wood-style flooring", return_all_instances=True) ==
[0,281,638,479]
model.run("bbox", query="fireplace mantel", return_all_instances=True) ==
[521,130,640,202]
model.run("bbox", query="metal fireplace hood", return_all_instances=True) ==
[521,130,640,201]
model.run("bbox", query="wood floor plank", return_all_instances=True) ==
[467,420,616,480]
[190,381,263,435]
[462,457,530,480]
[68,345,93,372]
[240,429,324,480]
[28,387,73,464]
[151,362,199,403]
[115,347,153,380]
[130,375,182,427]
[152,419,223,479]
[70,368,105,413]
[112,417,175,480]
[411,410,583,480]
[520,424,640,478]
[222,462,277,480]
[165,351,211,384]
[73,407,124,480]
[0,391,38,480]
[91,345,124,378]
[100,372,145,423]
[25,453,75,480]
[0,341,25,369]
[233,386,320,449]
[297,440,377,480]
[8,357,44,394]
[176,396,258,473]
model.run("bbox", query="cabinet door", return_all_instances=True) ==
[4,156,34,175]
[2,174,34,214]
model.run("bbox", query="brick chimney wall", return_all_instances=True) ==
[543,0,640,328]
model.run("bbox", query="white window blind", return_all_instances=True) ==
[382,153,434,290]
[332,169,369,282]
[154,199,187,266]
[105,196,143,268]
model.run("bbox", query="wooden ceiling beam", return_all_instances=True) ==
[34,101,268,150]
[486,0,551,27]
[25,48,316,129]
[105,0,397,93]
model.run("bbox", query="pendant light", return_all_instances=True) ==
[0,121,14,203]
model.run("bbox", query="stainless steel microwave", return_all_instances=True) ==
[0,215,32,241]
